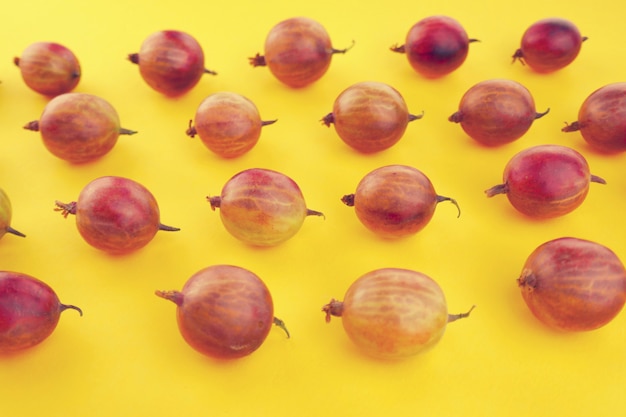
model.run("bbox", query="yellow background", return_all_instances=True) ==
[1,0,625,416]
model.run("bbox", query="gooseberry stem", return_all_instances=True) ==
[60,303,83,316]
[484,184,508,198]
[6,226,26,238]
[119,127,138,136]
[158,223,181,232]
[591,174,607,185]
[306,209,325,219]
[54,201,77,217]
[155,290,184,306]
[322,298,344,322]
[448,305,476,323]
[436,195,461,218]
[273,317,290,338]
[535,108,550,119]
[408,111,425,122]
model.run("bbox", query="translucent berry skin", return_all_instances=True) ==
[129,30,211,96]
[187,92,275,158]
[513,18,586,73]
[518,237,626,332]
[23,93,136,164]
[14,42,81,96]
[322,81,420,153]
[209,168,323,247]
[57,176,179,254]
[562,83,626,153]
[250,17,347,88]
[156,265,276,359]
[449,79,548,146]
[323,268,449,359]
[0,271,82,354]
[343,165,459,238]
[393,15,475,78]
[485,145,606,218]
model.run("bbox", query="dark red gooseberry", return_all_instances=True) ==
[0,189,25,239]
[449,79,549,146]
[23,93,136,164]
[390,15,478,78]
[186,92,277,158]
[208,168,323,247]
[14,42,81,96]
[562,83,626,153]
[155,265,289,359]
[322,268,473,359]
[485,144,606,218]
[512,18,587,73]
[342,165,460,238]
[128,30,216,96]
[249,17,352,88]
[518,237,626,332]
[0,271,82,354]
[55,176,179,254]
[321,81,422,153]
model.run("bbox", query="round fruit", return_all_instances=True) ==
[249,16,352,88]
[518,237,626,331]
[390,15,478,78]
[323,268,473,359]
[186,92,277,158]
[512,18,587,73]
[562,83,626,153]
[128,30,216,96]
[321,81,422,153]
[342,165,460,238]
[208,168,323,246]
[14,42,81,96]
[449,79,549,146]
[55,176,179,254]
[0,189,25,239]
[0,271,82,354]
[155,265,289,359]
[23,93,136,164]
[485,145,606,218]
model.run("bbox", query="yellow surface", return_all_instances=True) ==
[1,0,625,416]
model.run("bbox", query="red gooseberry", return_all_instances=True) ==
[342,165,460,238]
[155,264,289,359]
[249,16,353,88]
[207,168,323,247]
[518,237,626,332]
[14,42,81,96]
[128,30,216,96]
[512,18,587,73]
[485,144,606,218]
[55,176,179,254]
[391,15,478,78]
[562,82,626,153]
[186,92,277,158]
[321,81,423,153]
[449,79,549,146]
[0,271,82,354]
[323,268,474,359]
[23,93,137,164]
[0,189,25,239]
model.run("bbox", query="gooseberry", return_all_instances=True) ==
[155,264,289,359]
[518,237,626,332]
[0,271,82,354]
[23,93,137,164]
[512,18,587,73]
[0,189,25,239]
[128,30,216,96]
[323,268,473,359]
[207,168,323,247]
[562,82,626,153]
[485,144,606,218]
[249,16,352,88]
[449,79,549,146]
[14,42,81,96]
[55,176,179,254]
[390,15,478,78]
[186,92,277,158]
[321,81,422,153]
[342,165,460,238]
